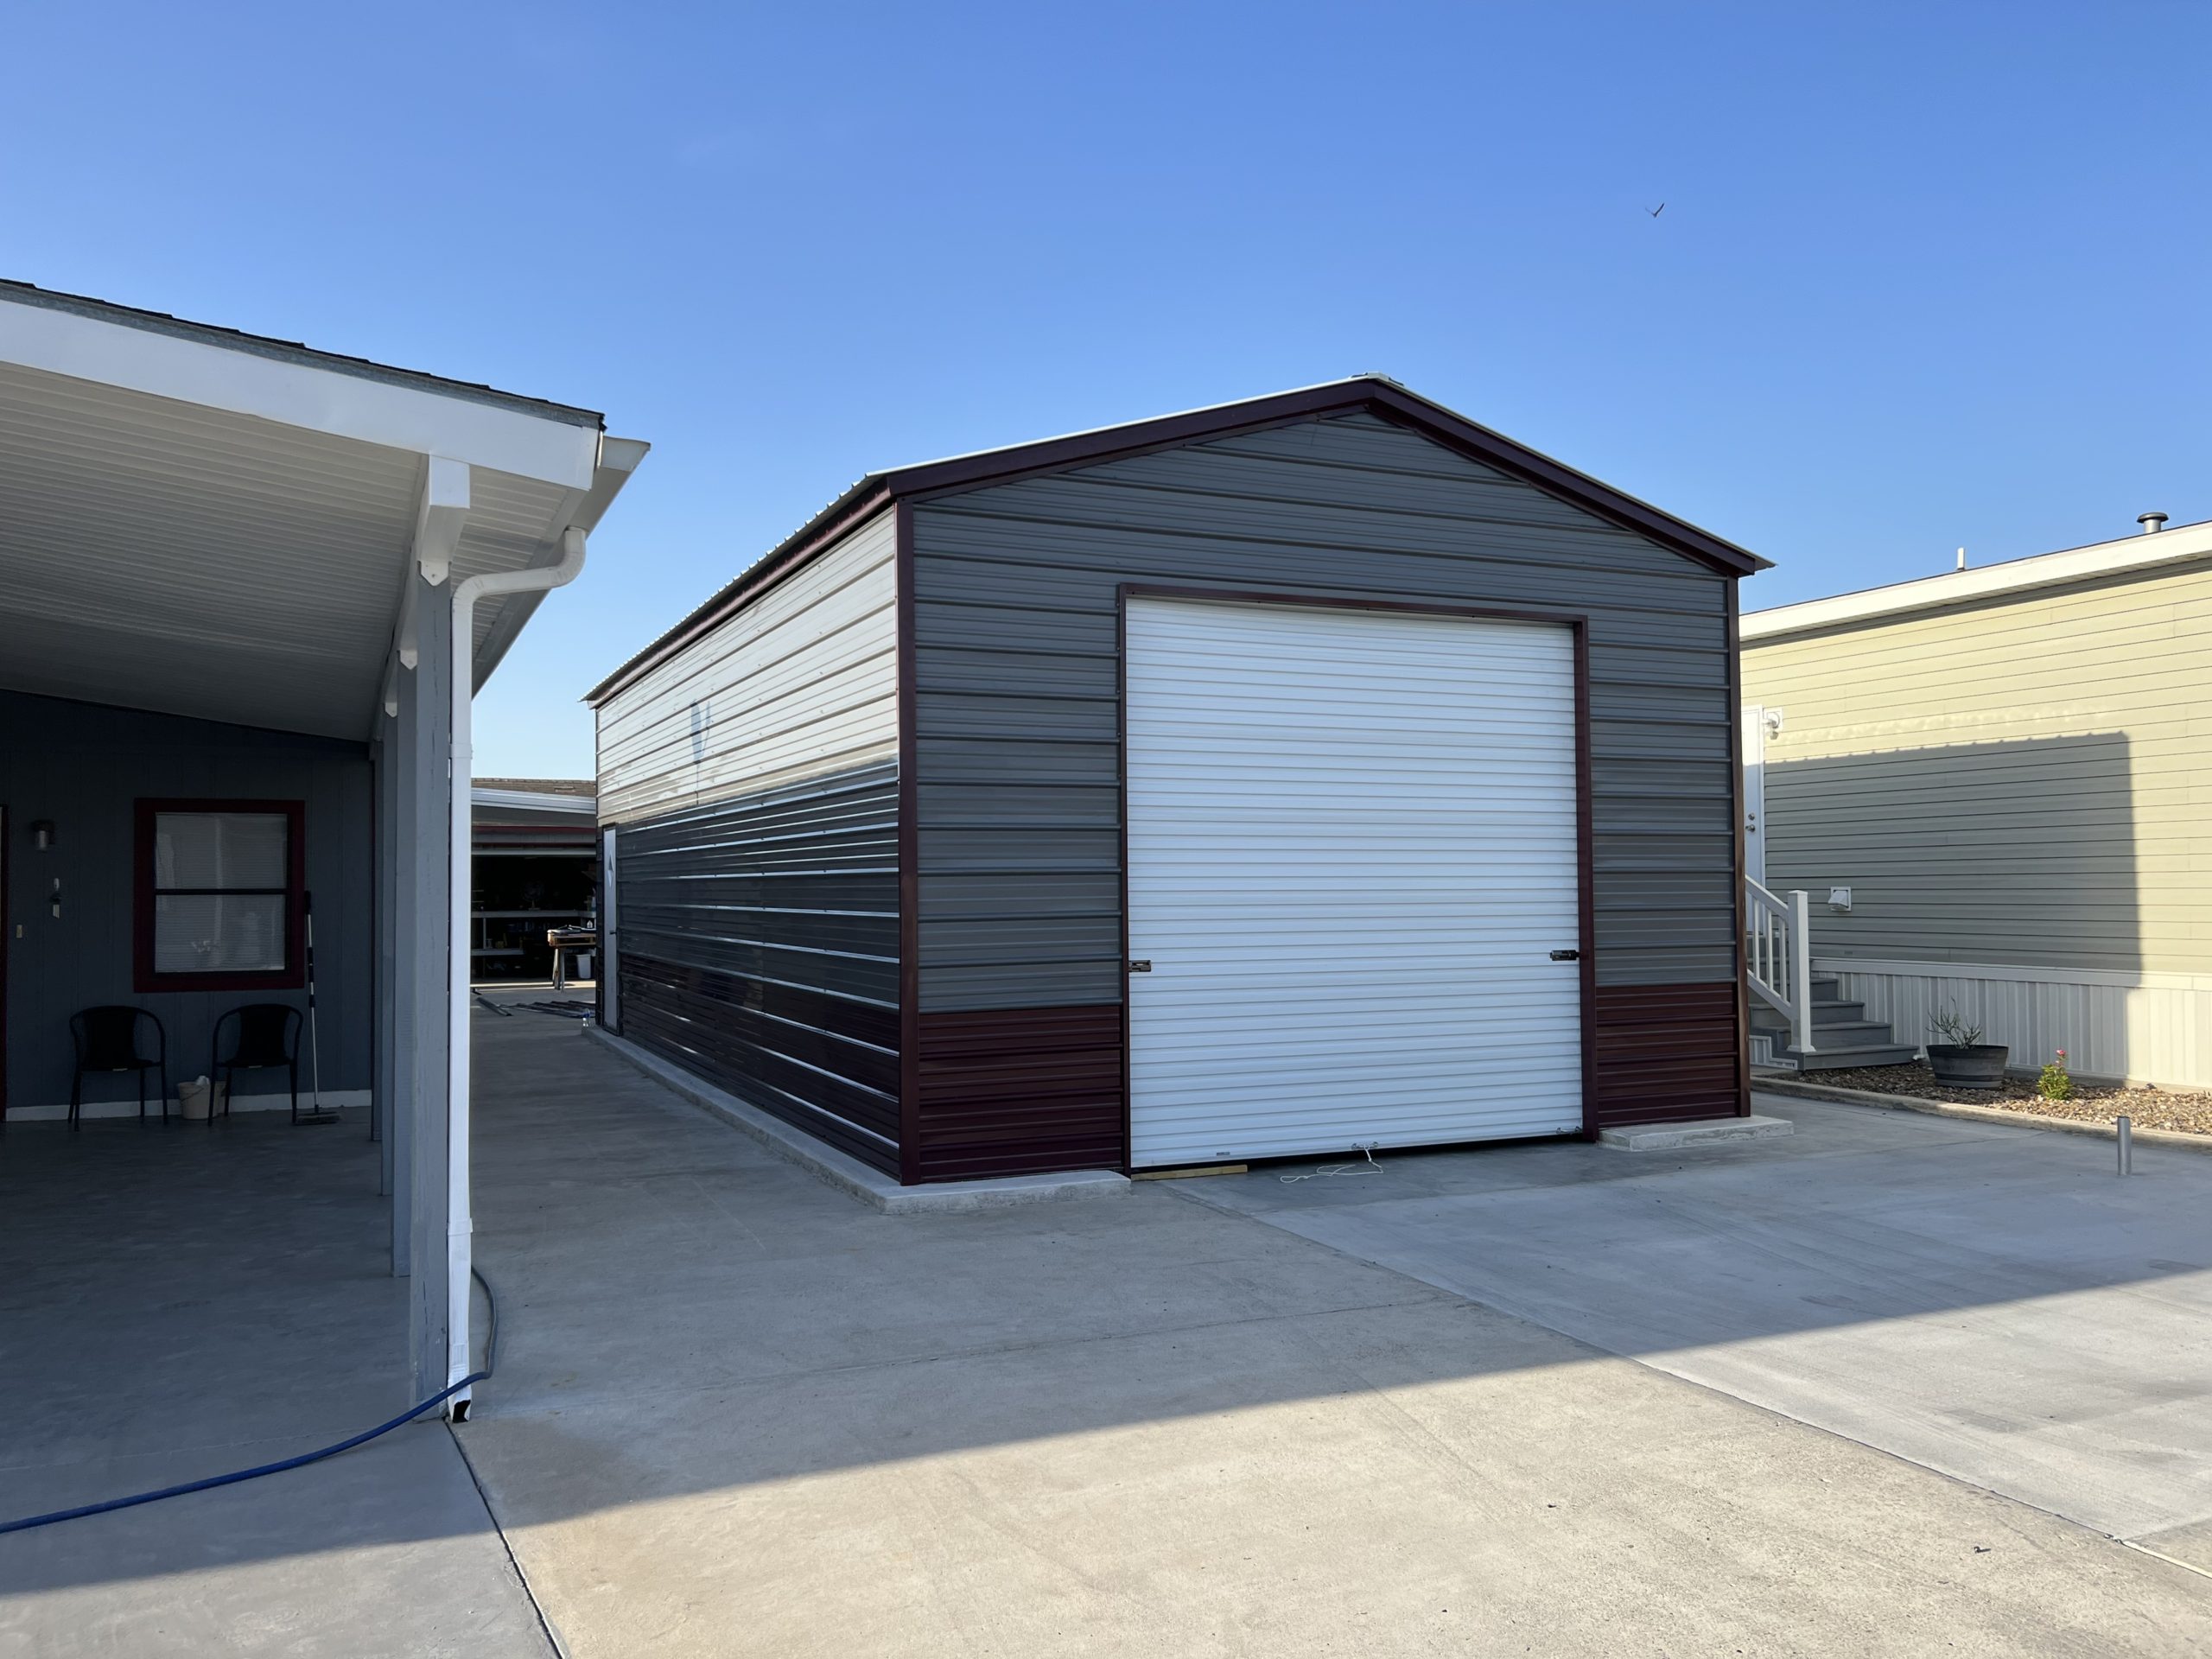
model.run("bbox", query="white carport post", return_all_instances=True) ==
[441,525,589,1415]
[398,566,456,1400]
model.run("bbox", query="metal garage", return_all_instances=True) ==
[589,378,1766,1185]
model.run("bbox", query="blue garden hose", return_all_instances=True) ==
[0,1269,500,1537]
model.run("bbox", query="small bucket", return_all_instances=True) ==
[178,1078,228,1122]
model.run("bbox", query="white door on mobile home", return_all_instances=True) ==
[1124,597,1586,1169]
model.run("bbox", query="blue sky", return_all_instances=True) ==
[8,3,2205,777]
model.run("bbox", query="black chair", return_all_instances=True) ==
[212,1004,303,1125]
[68,1007,169,1130]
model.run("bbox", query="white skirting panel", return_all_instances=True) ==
[1817,957,2212,1089]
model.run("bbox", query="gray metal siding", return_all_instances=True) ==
[594,509,903,1172]
[912,411,1736,1009]
[611,762,900,1173]
[0,687,375,1114]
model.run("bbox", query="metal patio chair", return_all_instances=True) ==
[68,1007,169,1129]
[211,1004,303,1125]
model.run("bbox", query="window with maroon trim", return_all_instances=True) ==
[134,800,306,993]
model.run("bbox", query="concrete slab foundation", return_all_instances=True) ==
[1599,1113,1794,1150]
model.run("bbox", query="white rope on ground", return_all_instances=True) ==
[1279,1146,1383,1184]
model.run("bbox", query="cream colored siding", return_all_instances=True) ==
[1743,560,2212,976]
[594,509,898,824]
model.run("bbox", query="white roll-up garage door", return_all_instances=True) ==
[1125,597,1586,1168]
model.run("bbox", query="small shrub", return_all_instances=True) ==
[2039,1049,2075,1102]
[1927,1006,1985,1047]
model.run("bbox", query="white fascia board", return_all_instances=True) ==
[0,299,600,489]
[1745,520,2212,643]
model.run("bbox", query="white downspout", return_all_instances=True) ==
[444,524,588,1413]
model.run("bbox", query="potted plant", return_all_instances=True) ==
[1925,1007,2008,1090]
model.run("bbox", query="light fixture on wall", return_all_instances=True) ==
[30,819,55,851]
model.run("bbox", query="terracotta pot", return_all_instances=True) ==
[1927,1044,2008,1090]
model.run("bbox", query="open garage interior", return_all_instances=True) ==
[0,282,643,1439]
[473,779,598,986]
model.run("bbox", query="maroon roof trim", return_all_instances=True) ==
[585,378,1763,704]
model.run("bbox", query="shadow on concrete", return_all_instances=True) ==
[3,1001,2209,1611]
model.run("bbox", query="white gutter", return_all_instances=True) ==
[443,524,588,1414]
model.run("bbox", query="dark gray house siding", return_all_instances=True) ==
[0,689,374,1116]
[910,412,1740,1172]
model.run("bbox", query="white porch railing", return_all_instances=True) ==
[1745,879,1814,1056]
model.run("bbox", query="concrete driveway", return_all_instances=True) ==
[448,1018,2210,1656]
[1187,1096,2212,1568]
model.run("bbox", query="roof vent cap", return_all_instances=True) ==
[2139,512,2169,534]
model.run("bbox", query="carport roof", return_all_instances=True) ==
[588,375,1766,704]
[0,281,643,741]
[0,280,604,428]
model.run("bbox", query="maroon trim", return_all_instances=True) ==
[1589,983,1743,1128]
[1119,582,1592,631]
[133,798,307,994]
[893,501,923,1185]
[1571,620,1600,1140]
[1726,587,1752,1116]
[587,378,1762,704]
[1115,588,1133,1174]
[0,800,10,1119]
[893,383,1762,576]
[1115,585,1599,1147]
[915,1005,1123,1181]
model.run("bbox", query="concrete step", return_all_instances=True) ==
[1751,997,1867,1031]
[1600,1114,1796,1152]
[1783,1043,1919,1071]
[1803,1019,1902,1045]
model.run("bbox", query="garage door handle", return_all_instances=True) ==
[1128,959,1153,973]
[1548,949,1580,962]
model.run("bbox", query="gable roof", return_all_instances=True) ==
[588,376,1764,704]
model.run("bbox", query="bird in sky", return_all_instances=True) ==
[1648,202,1666,218]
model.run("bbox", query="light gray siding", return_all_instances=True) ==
[596,509,897,826]
[912,410,1737,1010]
[593,509,902,1174]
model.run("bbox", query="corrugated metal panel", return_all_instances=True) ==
[1589,982,1741,1126]
[913,410,1737,1010]
[596,510,897,825]
[916,1005,1123,1180]
[611,762,900,1174]
[1742,559,2212,976]
[1124,598,1585,1167]
[1821,960,2212,1090]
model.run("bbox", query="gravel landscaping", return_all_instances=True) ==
[1801,1061,2212,1138]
